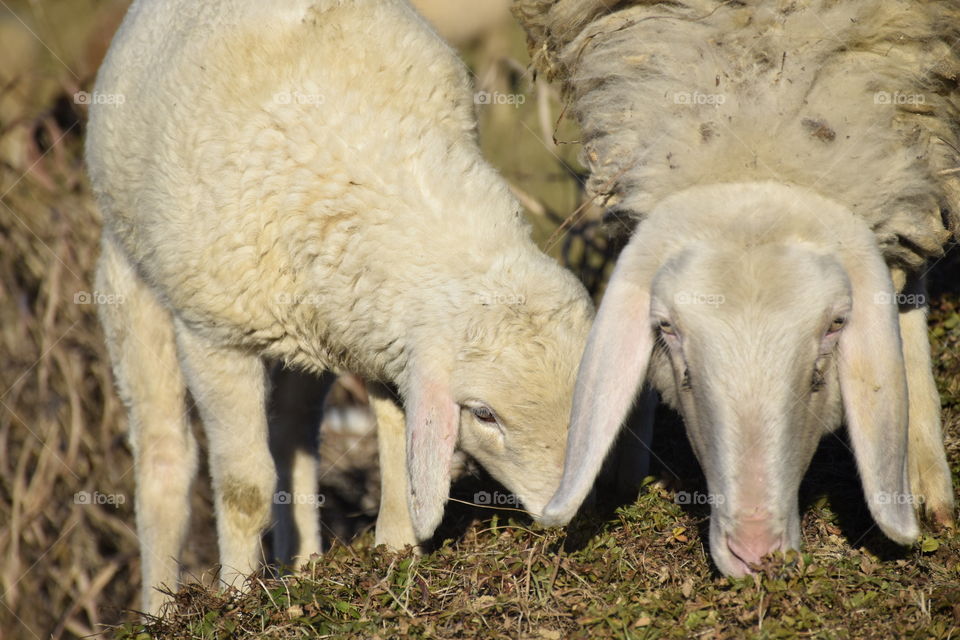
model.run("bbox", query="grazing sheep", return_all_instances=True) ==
[515,0,958,575]
[87,0,593,613]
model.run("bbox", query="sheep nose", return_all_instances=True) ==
[726,517,782,569]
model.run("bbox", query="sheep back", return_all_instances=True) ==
[515,0,960,271]
[86,0,536,379]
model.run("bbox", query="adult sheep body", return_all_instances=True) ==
[516,0,958,576]
[87,0,593,613]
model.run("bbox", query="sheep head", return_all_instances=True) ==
[543,181,919,575]
[401,257,594,541]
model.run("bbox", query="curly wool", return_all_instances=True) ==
[87,0,592,383]
[515,0,960,271]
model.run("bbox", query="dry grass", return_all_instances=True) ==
[1,6,136,636]
[0,2,957,639]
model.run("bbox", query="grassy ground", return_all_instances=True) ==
[1,2,958,639]
[115,290,960,639]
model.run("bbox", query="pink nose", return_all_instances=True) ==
[727,518,782,569]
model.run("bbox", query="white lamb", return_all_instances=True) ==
[86,0,593,613]
[516,0,958,576]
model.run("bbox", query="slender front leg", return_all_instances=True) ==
[174,323,277,587]
[899,274,955,526]
[616,386,657,499]
[368,383,418,549]
[269,365,331,566]
[594,386,656,506]
[96,236,198,615]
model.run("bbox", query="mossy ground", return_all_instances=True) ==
[1,2,958,638]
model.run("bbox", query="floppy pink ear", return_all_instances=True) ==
[838,242,918,545]
[541,231,658,526]
[404,375,460,542]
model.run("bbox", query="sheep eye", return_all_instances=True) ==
[827,317,846,334]
[658,319,676,336]
[471,406,497,424]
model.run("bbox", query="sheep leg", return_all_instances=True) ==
[368,383,419,549]
[96,235,198,615]
[173,323,277,588]
[268,365,330,566]
[594,386,655,505]
[616,386,656,498]
[899,275,955,527]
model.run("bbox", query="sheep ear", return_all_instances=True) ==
[404,375,459,542]
[541,231,657,526]
[838,245,919,545]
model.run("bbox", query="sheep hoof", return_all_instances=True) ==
[927,504,956,530]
